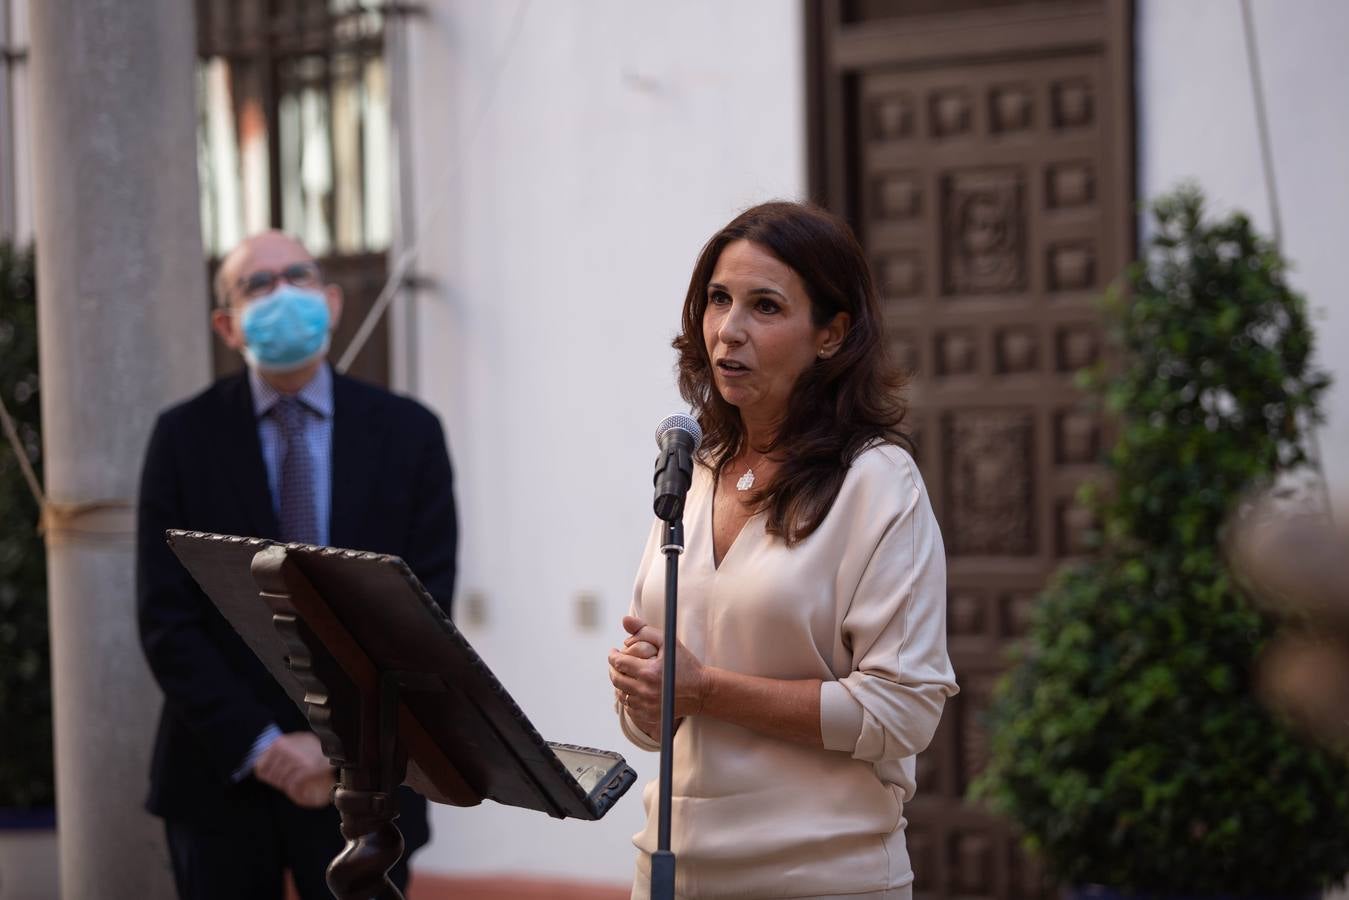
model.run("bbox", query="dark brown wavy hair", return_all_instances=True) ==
[673,201,910,544]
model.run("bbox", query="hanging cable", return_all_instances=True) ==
[1240,0,1331,517]
[0,389,42,513]
[0,390,132,540]
[1239,0,1283,248]
[335,0,533,374]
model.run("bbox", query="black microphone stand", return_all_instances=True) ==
[650,518,683,900]
[649,417,698,900]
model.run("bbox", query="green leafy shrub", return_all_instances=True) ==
[0,242,52,810]
[972,186,1348,893]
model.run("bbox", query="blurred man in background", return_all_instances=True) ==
[136,231,458,899]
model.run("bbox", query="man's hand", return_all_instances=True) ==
[291,769,337,809]
[254,732,335,808]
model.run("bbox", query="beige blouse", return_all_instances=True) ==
[619,443,959,900]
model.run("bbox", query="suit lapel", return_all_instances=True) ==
[219,373,280,540]
[329,372,379,550]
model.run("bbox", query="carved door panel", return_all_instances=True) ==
[808,3,1134,899]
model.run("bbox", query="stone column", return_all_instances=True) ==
[28,1,209,896]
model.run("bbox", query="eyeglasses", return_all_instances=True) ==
[232,261,322,302]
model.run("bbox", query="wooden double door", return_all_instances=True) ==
[808,2,1135,898]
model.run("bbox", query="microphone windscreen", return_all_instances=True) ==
[654,413,703,451]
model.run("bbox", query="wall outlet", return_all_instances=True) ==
[462,590,488,627]
[574,591,601,631]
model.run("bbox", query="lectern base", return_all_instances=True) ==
[326,787,405,900]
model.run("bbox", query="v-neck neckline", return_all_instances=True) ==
[708,464,759,571]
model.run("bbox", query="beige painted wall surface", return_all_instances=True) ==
[401,0,806,885]
[1138,0,1349,512]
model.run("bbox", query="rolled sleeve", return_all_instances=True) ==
[824,457,959,763]
[819,680,865,752]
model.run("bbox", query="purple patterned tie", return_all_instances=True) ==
[273,397,318,544]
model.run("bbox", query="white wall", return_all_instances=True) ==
[402,0,804,884]
[398,0,1348,883]
[1137,0,1349,509]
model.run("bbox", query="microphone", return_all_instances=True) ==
[653,413,702,522]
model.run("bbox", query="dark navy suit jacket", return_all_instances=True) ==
[136,367,457,852]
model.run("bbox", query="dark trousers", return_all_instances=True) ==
[164,784,410,900]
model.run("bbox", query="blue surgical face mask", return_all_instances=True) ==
[239,285,332,372]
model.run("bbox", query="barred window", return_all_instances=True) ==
[197,0,392,258]
[196,0,398,385]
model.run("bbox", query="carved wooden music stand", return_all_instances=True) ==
[167,531,636,900]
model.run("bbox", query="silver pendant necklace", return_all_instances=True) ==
[735,451,765,492]
[736,467,756,492]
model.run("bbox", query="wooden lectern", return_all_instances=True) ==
[167,530,636,900]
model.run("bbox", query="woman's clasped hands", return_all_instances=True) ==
[608,614,709,740]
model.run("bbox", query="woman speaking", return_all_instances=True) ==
[608,202,958,900]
